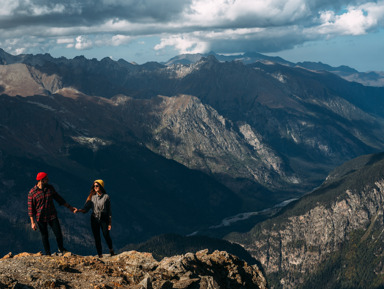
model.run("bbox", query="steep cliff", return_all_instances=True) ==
[115,94,298,208]
[0,250,268,289]
[227,152,384,288]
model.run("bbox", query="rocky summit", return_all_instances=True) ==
[0,249,268,289]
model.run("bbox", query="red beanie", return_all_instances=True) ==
[36,172,48,181]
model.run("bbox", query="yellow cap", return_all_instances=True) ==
[94,179,104,188]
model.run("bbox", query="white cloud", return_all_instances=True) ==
[14,47,26,55]
[317,2,384,36]
[0,36,59,56]
[154,34,209,54]
[57,38,74,44]
[75,36,93,50]
[0,0,20,16]
[202,27,266,40]
[183,0,311,26]
[0,0,383,63]
[111,34,131,46]
[57,37,75,48]
[30,3,66,16]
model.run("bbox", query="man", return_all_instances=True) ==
[28,172,75,255]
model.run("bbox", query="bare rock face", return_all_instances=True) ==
[0,63,62,96]
[227,153,384,288]
[0,250,268,289]
[125,94,298,191]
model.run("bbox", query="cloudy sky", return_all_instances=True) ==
[1,0,383,71]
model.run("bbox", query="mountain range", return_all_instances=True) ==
[1,48,384,287]
[165,51,384,87]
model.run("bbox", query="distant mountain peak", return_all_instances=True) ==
[164,51,384,87]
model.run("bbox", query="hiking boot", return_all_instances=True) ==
[109,249,115,256]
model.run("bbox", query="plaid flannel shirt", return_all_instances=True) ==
[28,184,67,222]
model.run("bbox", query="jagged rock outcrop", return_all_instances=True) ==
[0,250,268,289]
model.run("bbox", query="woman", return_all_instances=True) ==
[76,179,115,257]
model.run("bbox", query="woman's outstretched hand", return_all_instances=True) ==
[74,208,85,214]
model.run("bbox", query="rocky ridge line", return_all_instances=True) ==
[0,249,268,289]
[232,170,384,288]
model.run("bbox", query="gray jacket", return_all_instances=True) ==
[82,193,111,220]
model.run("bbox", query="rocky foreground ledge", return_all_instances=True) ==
[0,249,268,289]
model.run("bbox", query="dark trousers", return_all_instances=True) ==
[91,215,113,256]
[37,218,64,255]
